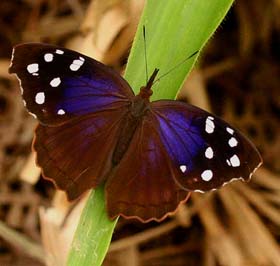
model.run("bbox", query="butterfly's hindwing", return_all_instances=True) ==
[34,109,127,199]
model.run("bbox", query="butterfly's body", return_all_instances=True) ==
[112,108,143,165]
[9,43,262,222]
[113,69,158,165]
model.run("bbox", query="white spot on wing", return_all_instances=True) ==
[70,58,85,71]
[226,159,231,166]
[55,49,64,54]
[27,63,39,74]
[35,92,45,104]
[228,137,238,147]
[226,127,234,135]
[44,53,53,62]
[205,147,214,159]
[201,170,213,181]
[205,116,215,134]
[180,165,187,173]
[229,154,240,167]
[50,77,61,87]
[57,109,65,115]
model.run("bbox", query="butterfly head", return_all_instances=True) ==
[139,68,159,99]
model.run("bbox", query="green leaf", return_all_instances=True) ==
[67,187,118,266]
[67,1,234,265]
[126,0,233,100]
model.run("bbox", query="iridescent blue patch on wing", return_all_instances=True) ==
[57,76,128,115]
[155,109,206,170]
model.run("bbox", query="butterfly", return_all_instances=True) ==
[9,43,262,222]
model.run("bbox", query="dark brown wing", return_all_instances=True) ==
[34,109,127,200]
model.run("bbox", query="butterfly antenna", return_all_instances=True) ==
[143,26,148,84]
[153,50,199,84]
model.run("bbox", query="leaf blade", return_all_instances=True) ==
[67,188,118,266]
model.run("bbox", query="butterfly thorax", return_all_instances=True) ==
[130,94,150,117]
[138,86,153,100]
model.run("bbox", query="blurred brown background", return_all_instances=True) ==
[0,0,279,266]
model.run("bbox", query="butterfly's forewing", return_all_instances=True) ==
[151,100,262,192]
[9,43,134,199]
[106,114,190,222]
[9,43,134,125]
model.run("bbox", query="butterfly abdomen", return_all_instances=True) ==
[112,114,140,165]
